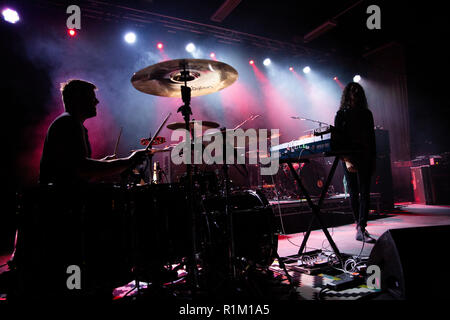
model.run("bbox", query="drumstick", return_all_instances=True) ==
[113,127,123,156]
[145,112,172,152]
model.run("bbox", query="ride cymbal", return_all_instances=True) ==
[131,59,238,97]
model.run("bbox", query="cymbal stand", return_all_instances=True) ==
[176,66,200,290]
[220,128,237,280]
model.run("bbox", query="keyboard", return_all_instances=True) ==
[270,133,332,162]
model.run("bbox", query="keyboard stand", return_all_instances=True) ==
[284,155,343,263]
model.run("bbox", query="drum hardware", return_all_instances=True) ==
[200,189,282,293]
[211,124,275,282]
[140,136,166,146]
[153,161,169,184]
[218,127,236,279]
[142,132,172,185]
[166,120,220,132]
[119,114,172,187]
[131,58,239,291]
[121,113,173,297]
[126,183,192,289]
[130,58,279,294]
[178,65,200,289]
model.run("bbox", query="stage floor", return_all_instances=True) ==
[1,203,450,301]
[277,203,450,258]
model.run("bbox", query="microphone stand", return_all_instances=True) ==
[291,116,328,128]
[233,114,260,130]
[292,116,330,139]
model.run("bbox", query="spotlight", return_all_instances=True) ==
[186,43,196,53]
[289,67,294,71]
[124,32,136,44]
[263,58,271,66]
[68,29,76,37]
[2,8,20,24]
[157,42,164,49]
[353,75,361,82]
[303,66,311,74]
[210,52,216,58]
[333,76,338,81]
[249,60,255,65]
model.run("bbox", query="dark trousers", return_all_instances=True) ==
[342,162,372,229]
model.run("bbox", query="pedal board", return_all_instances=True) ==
[282,250,334,275]
[288,264,332,275]
[326,272,364,291]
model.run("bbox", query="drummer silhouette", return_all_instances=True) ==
[39,79,148,186]
[9,79,150,300]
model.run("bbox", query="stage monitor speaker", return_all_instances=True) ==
[392,161,414,203]
[412,164,450,205]
[429,164,450,204]
[368,225,450,300]
[370,130,394,209]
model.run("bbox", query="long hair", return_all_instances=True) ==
[339,82,368,110]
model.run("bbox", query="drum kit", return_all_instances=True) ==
[117,58,279,295]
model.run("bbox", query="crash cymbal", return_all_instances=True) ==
[167,120,220,131]
[131,59,238,97]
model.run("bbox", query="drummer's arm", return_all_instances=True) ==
[77,149,149,181]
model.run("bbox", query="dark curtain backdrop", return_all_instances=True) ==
[363,42,410,161]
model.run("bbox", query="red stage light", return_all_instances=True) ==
[289,67,294,71]
[210,52,216,58]
[333,76,338,81]
[68,29,76,37]
[249,60,254,65]
[157,42,163,49]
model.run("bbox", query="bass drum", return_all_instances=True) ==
[202,189,278,268]
[130,183,191,268]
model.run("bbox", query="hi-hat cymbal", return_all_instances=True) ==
[131,59,238,97]
[167,120,220,131]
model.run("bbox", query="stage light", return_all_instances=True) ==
[210,52,216,58]
[2,8,20,24]
[333,76,338,81]
[263,58,271,66]
[353,75,361,82]
[249,60,255,65]
[303,66,311,74]
[68,29,76,37]
[124,32,136,44]
[157,42,164,49]
[289,67,294,71]
[186,43,196,53]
